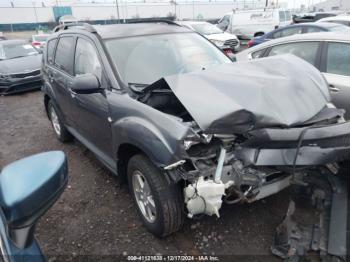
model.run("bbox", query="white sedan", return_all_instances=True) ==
[177,21,240,55]
[236,32,350,119]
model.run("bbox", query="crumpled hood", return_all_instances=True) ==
[164,55,330,134]
[0,54,42,75]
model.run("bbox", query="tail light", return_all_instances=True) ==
[32,41,41,47]
[247,40,254,48]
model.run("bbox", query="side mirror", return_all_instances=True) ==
[0,151,67,249]
[71,73,101,94]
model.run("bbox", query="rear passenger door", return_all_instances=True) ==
[321,42,350,119]
[51,35,76,126]
[70,36,114,166]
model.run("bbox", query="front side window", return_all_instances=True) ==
[327,24,350,32]
[279,11,286,22]
[220,15,230,24]
[328,20,350,26]
[285,11,292,21]
[326,42,350,76]
[54,36,74,74]
[47,38,57,64]
[0,42,38,60]
[74,38,102,78]
[105,33,231,86]
[268,42,319,66]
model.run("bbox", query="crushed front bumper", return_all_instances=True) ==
[237,121,350,166]
[0,75,42,95]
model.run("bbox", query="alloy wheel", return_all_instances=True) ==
[132,170,157,223]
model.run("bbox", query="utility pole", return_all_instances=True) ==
[33,2,38,24]
[115,0,120,22]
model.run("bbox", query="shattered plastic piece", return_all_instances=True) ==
[272,172,348,261]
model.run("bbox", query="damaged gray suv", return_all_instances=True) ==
[42,22,350,243]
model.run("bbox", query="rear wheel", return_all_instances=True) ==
[48,100,73,142]
[127,154,184,237]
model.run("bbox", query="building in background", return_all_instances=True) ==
[313,0,350,12]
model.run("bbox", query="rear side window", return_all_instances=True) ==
[273,27,303,39]
[46,38,57,64]
[54,36,74,75]
[305,26,325,33]
[268,42,319,66]
[326,42,350,76]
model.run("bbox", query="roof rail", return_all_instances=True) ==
[52,22,97,33]
[128,19,180,26]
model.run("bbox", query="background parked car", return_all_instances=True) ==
[216,9,292,41]
[293,12,338,23]
[31,34,50,50]
[317,15,350,26]
[247,22,350,47]
[0,32,6,41]
[0,39,42,95]
[236,32,350,119]
[178,21,240,55]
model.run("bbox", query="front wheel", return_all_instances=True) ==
[127,154,184,237]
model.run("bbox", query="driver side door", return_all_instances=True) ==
[70,36,115,169]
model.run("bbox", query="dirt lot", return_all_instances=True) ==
[0,91,293,261]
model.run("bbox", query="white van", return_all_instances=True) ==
[58,15,79,26]
[217,9,292,40]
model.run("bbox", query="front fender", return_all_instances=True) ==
[113,116,188,167]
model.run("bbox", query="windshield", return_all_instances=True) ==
[33,35,48,42]
[191,23,223,35]
[0,43,38,60]
[105,33,231,86]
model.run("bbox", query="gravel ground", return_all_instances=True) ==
[0,91,292,261]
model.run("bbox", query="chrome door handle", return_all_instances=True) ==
[329,86,340,92]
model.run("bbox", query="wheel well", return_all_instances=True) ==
[254,32,265,37]
[44,94,50,118]
[117,143,144,180]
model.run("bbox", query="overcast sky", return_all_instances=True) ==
[0,0,327,8]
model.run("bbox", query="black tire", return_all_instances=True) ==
[48,100,73,142]
[127,154,184,237]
